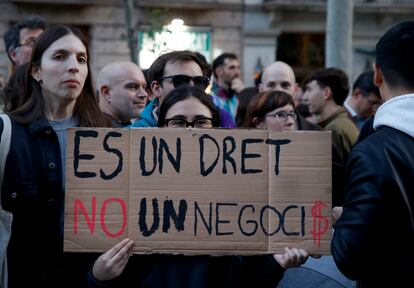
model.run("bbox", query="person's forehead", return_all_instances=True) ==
[122,65,145,82]
[264,67,294,84]
[224,58,239,67]
[19,27,43,40]
[164,60,202,76]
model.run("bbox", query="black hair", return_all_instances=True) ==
[376,21,414,89]
[3,15,46,63]
[158,86,220,127]
[212,52,238,79]
[148,50,205,87]
[305,67,349,105]
[352,71,380,98]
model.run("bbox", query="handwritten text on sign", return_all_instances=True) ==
[64,129,332,255]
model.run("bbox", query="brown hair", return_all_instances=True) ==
[243,90,294,127]
[9,24,109,127]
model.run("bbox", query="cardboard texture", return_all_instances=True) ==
[64,128,332,255]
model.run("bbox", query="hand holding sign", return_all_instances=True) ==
[273,247,309,269]
[92,238,134,282]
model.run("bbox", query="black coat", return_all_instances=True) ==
[331,126,414,287]
[1,117,97,288]
[87,254,284,288]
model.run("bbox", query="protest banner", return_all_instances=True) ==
[64,128,332,255]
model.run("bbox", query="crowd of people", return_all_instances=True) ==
[0,14,413,288]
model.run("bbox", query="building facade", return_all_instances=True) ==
[1,0,414,85]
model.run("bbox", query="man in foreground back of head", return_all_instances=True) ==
[331,21,414,287]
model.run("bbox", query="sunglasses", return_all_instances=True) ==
[158,75,210,90]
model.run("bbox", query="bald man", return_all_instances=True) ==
[259,61,319,131]
[259,61,298,95]
[97,61,148,127]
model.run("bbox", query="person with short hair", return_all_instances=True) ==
[331,21,414,287]
[130,50,210,128]
[97,61,148,127]
[210,52,244,121]
[343,71,381,129]
[3,15,46,69]
[302,67,359,161]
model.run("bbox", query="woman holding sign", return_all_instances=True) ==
[0,25,109,287]
[88,86,309,288]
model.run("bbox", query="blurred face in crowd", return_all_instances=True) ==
[11,27,44,66]
[154,60,204,103]
[260,62,297,96]
[302,80,325,115]
[101,63,148,123]
[164,97,214,128]
[217,58,241,85]
[254,104,296,131]
[353,89,382,118]
[32,33,88,105]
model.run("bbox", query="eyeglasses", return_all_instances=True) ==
[165,117,214,128]
[265,111,297,122]
[158,75,210,90]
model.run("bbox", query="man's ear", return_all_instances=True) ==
[216,66,224,78]
[373,63,383,88]
[292,83,299,95]
[100,85,111,102]
[151,80,162,100]
[31,66,42,83]
[352,88,363,99]
[10,49,18,65]
[322,86,332,100]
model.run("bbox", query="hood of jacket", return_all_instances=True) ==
[374,93,414,138]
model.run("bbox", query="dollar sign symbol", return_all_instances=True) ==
[311,200,329,247]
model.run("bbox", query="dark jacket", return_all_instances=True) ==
[331,127,414,287]
[88,254,284,288]
[296,113,346,206]
[1,117,97,288]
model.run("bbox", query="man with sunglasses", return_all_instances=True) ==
[130,50,210,128]
[3,15,46,72]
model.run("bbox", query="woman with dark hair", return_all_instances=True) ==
[0,25,109,287]
[243,90,296,130]
[157,86,220,128]
[88,86,309,288]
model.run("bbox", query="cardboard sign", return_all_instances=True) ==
[64,128,332,255]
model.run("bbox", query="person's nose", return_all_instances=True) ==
[135,87,148,100]
[286,115,295,125]
[67,55,79,73]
